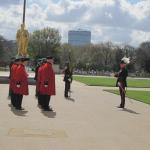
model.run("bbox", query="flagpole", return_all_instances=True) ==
[23,0,26,25]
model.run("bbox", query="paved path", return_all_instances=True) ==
[0,75,150,150]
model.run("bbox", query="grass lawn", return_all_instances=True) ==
[73,76,150,88]
[104,90,150,105]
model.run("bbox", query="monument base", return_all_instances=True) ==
[0,76,36,85]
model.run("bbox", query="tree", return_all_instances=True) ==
[0,35,5,59]
[136,42,150,72]
[28,27,61,62]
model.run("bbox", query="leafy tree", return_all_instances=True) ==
[136,42,150,72]
[0,35,5,59]
[28,27,61,62]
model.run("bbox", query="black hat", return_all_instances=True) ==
[20,57,30,62]
[21,58,30,62]
[14,58,21,62]
[14,56,22,62]
[46,56,53,59]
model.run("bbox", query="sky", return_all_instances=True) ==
[0,0,150,47]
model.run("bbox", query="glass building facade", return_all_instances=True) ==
[68,30,91,46]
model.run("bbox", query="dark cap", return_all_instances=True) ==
[14,58,21,62]
[21,57,30,62]
[14,55,22,62]
[46,56,53,59]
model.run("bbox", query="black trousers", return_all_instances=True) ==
[11,92,23,108]
[15,94,23,109]
[65,81,70,97]
[38,94,51,109]
[37,92,42,106]
[119,83,126,108]
[11,91,16,107]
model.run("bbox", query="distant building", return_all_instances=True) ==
[68,30,91,46]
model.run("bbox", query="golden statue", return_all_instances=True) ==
[16,24,29,56]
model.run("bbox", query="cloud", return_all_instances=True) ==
[130,30,150,46]
[0,0,149,47]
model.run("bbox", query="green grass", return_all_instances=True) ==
[104,90,150,104]
[73,76,150,88]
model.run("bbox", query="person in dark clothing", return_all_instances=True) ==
[114,57,129,108]
[34,60,42,98]
[63,64,73,98]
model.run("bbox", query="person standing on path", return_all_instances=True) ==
[36,58,46,107]
[12,57,29,110]
[114,57,130,108]
[63,63,73,98]
[34,59,42,98]
[10,57,21,107]
[38,56,56,111]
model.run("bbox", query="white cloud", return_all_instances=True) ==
[0,0,149,47]
[120,0,150,20]
[130,30,150,46]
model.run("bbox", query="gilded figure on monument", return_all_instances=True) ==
[16,24,29,56]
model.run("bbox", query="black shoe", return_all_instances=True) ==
[65,95,69,98]
[16,107,24,110]
[117,106,124,108]
[49,107,53,111]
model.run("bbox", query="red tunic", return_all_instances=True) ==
[38,62,56,96]
[37,64,44,93]
[13,64,29,95]
[10,63,19,91]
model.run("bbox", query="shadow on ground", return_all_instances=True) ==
[8,104,28,117]
[41,110,56,118]
[65,97,75,102]
[120,108,140,115]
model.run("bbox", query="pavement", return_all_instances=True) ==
[0,74,150,150]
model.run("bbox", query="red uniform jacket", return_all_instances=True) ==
[37,64,44,92]
[13,64,29,95]
[10,63,19,91]
[38,62,56,96]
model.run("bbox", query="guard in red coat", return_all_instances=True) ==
[12,57,29,110]
[36,59,46,106]
[10,58,21,107]
[38,56,56,111]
